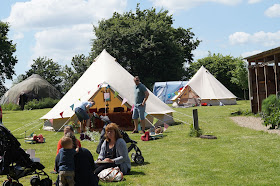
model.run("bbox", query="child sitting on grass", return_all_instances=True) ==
[57,136,79,186]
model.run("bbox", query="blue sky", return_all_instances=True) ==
[1,0,280,88]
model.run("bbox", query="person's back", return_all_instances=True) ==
[55,147,99,186]
[58,137,77,186]
[74,148,99,186]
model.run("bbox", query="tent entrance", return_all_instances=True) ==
[88,86,134,131]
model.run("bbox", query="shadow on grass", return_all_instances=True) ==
[127,170,146,176]
[170,122,183,126]
[131,161,150,166]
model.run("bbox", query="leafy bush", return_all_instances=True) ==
[1,103,21,111]
[189,124,203,137]
[261,95,280,129]
[24,98,59,110]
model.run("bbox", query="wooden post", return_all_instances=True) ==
[255,63,260,113]
[264,59,268,98]
[248,62,254,113]
[193,109,199,131]
[275,54,279,96]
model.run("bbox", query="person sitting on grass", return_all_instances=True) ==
[55,147,99,186]
[95,123,131,175]
[57,136,79,186]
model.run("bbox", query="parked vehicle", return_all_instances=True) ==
[0,105,2,124]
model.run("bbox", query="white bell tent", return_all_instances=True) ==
[172,66,237,106]
[41,50,174,131]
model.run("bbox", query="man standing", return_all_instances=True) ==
[132,76,149,134]
[74,101,95,133]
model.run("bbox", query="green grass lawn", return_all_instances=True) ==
[1,100,280,185]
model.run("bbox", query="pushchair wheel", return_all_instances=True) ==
[40,178,52,186]
[30,175,40,186]
[131,153,136,161]
[134,154,144,165]
[2,180,10,186]
[3,181,23,186]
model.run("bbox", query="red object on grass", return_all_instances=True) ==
[141,131,150,141]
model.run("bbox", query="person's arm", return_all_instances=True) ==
[112,139,128,164]
[76,139,81,147]
[55,151,61,172]
[97,141,106,161]
[142,90,149,106]
[56,139,62,155]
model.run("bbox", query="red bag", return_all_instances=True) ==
[36,134,44,143]
[201,102,207,106]
[141,131,150,141]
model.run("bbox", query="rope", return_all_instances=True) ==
[162,113,192,125]
[19,122,44,136]
[55,117,73,134]
[173,110,208,124]
[11,119,41,133]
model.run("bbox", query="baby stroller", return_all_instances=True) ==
[0,124,52,186]
[93,113,144,165]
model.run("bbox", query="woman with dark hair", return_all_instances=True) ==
[95,123,131,175]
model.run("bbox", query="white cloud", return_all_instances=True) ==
[229,32,250,45]
[30,24,94,66]
[5,0,127,31]
[229,30,280,47]
[4,0,127,69]
[12,32,24,40]
[248,0,262,4]
[264,4,280,18]
[241,50,262,58]
[193,50,209,60]
[151,0,242,12]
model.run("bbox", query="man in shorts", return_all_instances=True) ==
[132,76,149,134]
[74,101,95,133]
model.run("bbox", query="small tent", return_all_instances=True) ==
[0,74,61,109]
[41,50,175,131]
[153,81,188,104]
[172,66,237,106]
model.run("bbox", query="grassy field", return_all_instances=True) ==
[1,100,280,185]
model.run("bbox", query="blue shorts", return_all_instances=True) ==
[132,104,146,120]
[75,107,89,122]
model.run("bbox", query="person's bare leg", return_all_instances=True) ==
[81,120,86,133]
[140,119,145,131]
[133,119,138,132]
[86,119,90,131]
[79,121,83,133]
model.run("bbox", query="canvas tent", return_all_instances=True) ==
[0,74,61,109]
[153,81,188,104]
[172,66,237,106]
[41,50,175,131]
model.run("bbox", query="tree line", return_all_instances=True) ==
[0,5,248,99]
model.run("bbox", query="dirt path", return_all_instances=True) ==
[230,116,280,135]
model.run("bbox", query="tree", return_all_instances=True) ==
[187,53,245,99]
[61,54,91,94]
[231,59,248,100]
[0,21,18,96]
[12,74,25,86]
[24,57,63,93]
[90,4,200,89]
